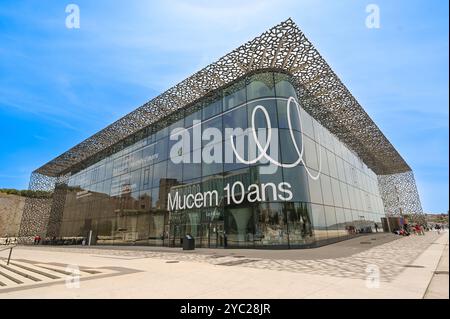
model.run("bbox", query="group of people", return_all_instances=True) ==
[2,234,15,245]
[33,234,42,244]
[393,224,428,236]
[433,224,445,234]
[411,224,425,235]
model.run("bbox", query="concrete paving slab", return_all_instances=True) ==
[0,231,447,299]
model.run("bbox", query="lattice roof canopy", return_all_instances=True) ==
[35,18,410,177]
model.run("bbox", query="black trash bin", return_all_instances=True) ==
[183,234,195,250]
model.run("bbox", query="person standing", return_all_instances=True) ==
[223,231,228,248]
[374,223,379,233]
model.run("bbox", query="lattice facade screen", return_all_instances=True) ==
[18,19,423,246]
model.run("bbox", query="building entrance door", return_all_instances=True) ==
[169,221,183,247]
[208,221,225,248]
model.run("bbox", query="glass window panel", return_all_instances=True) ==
[326,132,336,153]
[202,150,223,177]
[201,175,224,206]
[102,178,111,196]
[361,173,369,192]
[247,99,278,129]
[255,202,288,246]
[223,79,246,111]
[147,133,156,144]
[304,137,319,171]
[348,186,357,210]
[343,162,353,184]
[119,173,132,195]
[330,135,339,154]
[274,73,298,99]
[139,189,152,212]
[340,182,350,209]
[246,72,275,100]
[223,105,248,133]
[184,158,202,181]
[185,209,202,244]
[282,165,309,203]
[226,205,256,247]
[152,161,167,190]
[97,164,106,182]
[320,175,334,206]
[325,206,338,239]
[111,176,121,196]
[333,138,342,159]
[276,99,301,131]
[202,99,222,120]
[331,177,343,207]
[335,207,347,236]
[355,188,364,211]
[129,149,143,172]
[130,169,141,193]
[202,115,223,146]
[187,126,202,152]
[151,187,160,209]
[258,165,284,202]
[154,137,168,162]
[279,129,303,165]
[307,169,323,204]
[318,145,329,176]
[363,192,371,212]
[112,157,124,177]
[223,137,249,172]
[285,202,314,245]
[311,204,327,241]
[141,143,158,166]
[327,150,338,179]
[313,121,324,146]
[168,116,185,134]
[300,108,314,138]
[344,208,355,231]
[141,166,153,190]
[167,157,183,183]
[155,124,169,141]
[335,156,346,182]
[184,105,202,128]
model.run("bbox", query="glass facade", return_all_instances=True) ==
[60,71,385,248]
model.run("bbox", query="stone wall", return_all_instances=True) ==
[0,193,25,237]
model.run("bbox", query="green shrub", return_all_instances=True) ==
[0,188,53,198]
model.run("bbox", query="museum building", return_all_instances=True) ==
[18,19,423,248]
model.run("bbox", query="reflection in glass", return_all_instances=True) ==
[247,72,275,101]
[59,71,387,249]
[223,79,246,110]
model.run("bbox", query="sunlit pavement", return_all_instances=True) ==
[0,231,448,299]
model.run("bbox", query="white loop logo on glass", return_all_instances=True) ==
[167,96,322,211]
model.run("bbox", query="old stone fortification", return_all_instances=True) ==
[0,192,25,237]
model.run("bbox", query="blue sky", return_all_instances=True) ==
[0,0,448,213]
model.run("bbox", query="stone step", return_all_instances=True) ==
[0,264,38,286]
[33,263,89,276]
[0,263,44,282]
[7,260,61,280]
[0,258,107,289]
[0,267,24,286]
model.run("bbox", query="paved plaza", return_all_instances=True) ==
[0,231,448,298]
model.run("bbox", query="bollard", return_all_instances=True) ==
[7,247,13,265]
